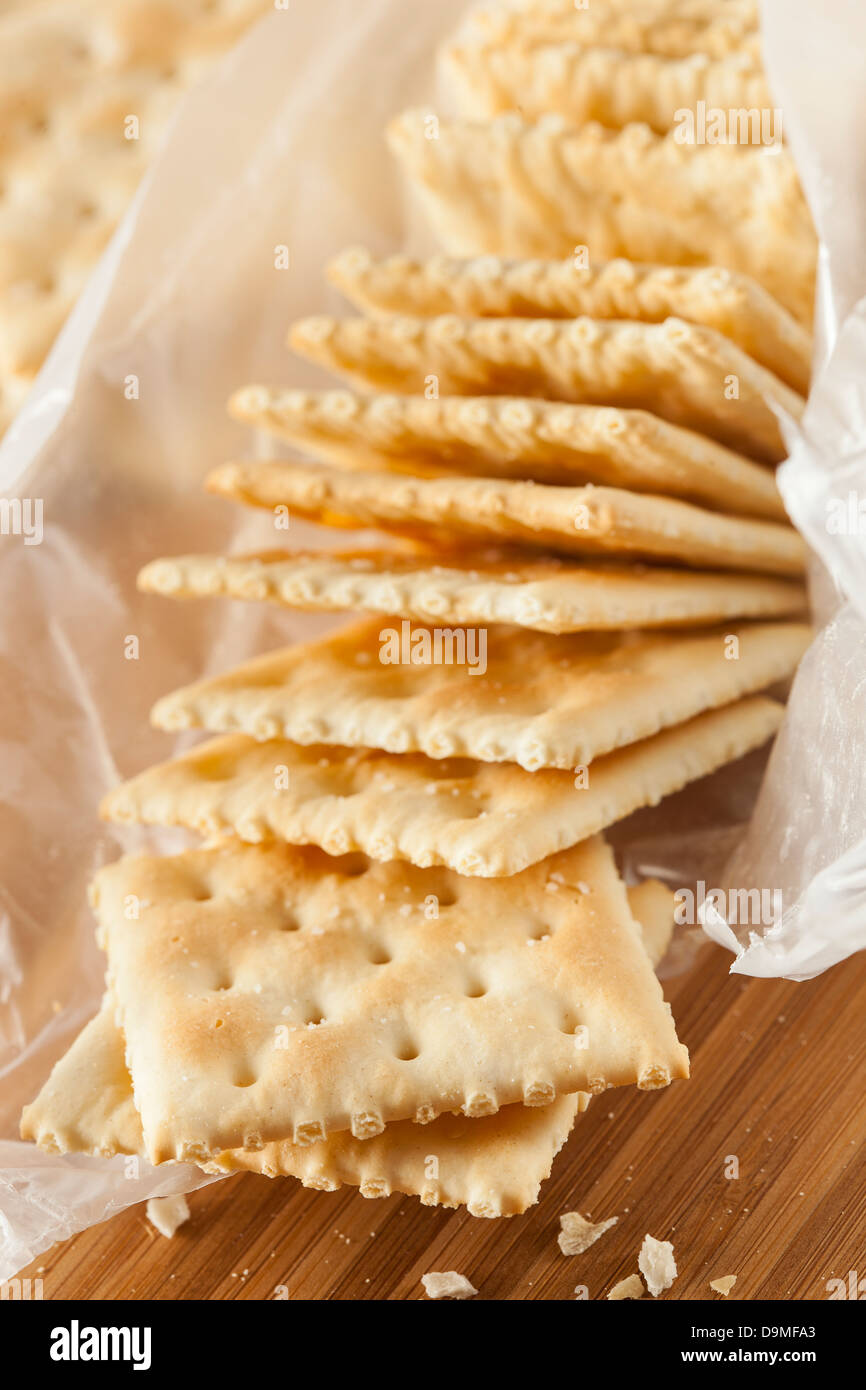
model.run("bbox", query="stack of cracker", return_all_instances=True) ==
[22,0,816,1223]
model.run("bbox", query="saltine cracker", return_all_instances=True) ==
[140,549,808,635]
[92,834,689,1161]
[386,112,815,324]
[288,314,804,463]
[205,462,807,574]
[20,883,673,1216]
[108,696,788,877]
[323,252,810,394]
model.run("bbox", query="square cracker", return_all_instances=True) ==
[20,882,673,1217]
[229,387,787,520]
[323,252,810,396]
[92,833,689,1161]
[20,998,582,1216]
[442,42,770,138]
[458,1,761,61]
[103,696,786,877]
[141,549,807,636]
[145,608,800,767]
[137,608,810,769]
[205,462,807,576]
[287,314,803,464]
[385,111,815,325]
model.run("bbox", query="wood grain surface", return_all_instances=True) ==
[16,939,866,1301]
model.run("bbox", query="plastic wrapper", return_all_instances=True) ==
[1,0,864,1280]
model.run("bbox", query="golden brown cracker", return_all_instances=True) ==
[92,834,689,1161]
[386,112,815,324]
[205,462,807,574]
[288,314,804,463]
[323,252,810,395]
[105,696,787,876]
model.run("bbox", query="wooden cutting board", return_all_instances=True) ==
[15,941,866,1300]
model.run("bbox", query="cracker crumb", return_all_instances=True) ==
[421,1270,477,1300]
[710,1275,737,1296]
[639,1234,677,1296]
[146,1194,190,1238]
[557,1210,618,1256]
[608,1274,645,1300]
